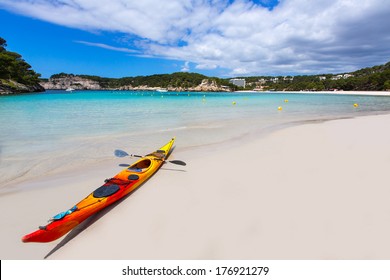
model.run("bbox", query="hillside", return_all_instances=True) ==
[0,37,44,94]
[240,61,390,91]
[40,72,234,92]
[41,61,390,92]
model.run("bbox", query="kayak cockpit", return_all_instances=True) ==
[127,159,152,172]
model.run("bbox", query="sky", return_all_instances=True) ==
[0,0,389,78]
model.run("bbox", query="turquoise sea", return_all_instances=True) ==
[1,90,390,188]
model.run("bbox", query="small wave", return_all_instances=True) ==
[157,126,188,133]
[157,124,225,133]
[189,124,225,129]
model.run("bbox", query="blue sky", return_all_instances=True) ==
[0,0,389,79]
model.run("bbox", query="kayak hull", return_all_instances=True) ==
[22,138,175,243]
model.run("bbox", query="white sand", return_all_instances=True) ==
[1,114,390,259]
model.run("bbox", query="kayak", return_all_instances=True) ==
[22,138,175,243]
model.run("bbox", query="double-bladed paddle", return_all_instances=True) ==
[114,149,186,166]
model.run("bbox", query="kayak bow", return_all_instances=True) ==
[22,138,175,243]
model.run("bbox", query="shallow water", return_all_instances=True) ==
[1,90,390,187]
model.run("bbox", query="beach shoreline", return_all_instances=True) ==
[1,113,390,259]
[2,90,390,191]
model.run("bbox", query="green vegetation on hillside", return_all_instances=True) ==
[47,61,390,92]
[238,61,390,91]
[0,37,42,89]
[50,72,233,89]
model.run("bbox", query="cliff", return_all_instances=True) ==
[187,79,230,91]
[40,75,102,90]
[0,79,45,95]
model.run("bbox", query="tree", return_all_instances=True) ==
[0,37,6,51]
[0,37,41,85]
[384,80,390,91]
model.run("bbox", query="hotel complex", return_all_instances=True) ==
[229,78,246,88]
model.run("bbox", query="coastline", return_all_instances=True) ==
[1,113,390,259]
[235,90,390,96]
[6,88,390,191]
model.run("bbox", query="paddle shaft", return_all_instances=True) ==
[114,150,186,166]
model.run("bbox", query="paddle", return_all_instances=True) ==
[114,149,186,166]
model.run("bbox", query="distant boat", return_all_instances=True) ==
[65,88,75,92]
[157,88,168,92]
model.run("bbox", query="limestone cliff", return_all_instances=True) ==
[40,75,102,90]
[187,79,230,92]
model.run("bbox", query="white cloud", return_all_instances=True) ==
[1,0,390,75]
[181,61,190,72]
[75,41,138,53]
[195,63,218,70]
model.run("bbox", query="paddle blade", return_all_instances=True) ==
[118,164,131,167]
[114,149,129,157]
[169,160,186,166]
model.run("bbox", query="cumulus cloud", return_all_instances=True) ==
[1,0,389,76]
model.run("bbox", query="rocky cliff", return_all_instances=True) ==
[40,75,102,90]
[0,79,45,94]
[187,79,230,91]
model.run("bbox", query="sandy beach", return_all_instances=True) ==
[1,113,390,260]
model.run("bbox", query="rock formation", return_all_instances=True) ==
[40,75,101,90]
[0,79,45,94]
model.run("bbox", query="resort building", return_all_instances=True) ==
[331,75,344,80]
[229,78,246,88]
[331,74,355,80]
[258,78,267,84]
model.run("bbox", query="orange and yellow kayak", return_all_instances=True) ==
[22,138,175,243]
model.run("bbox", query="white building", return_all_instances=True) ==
[331,74,354,80]
[258,78,267,84]
[229,78,246,88]
[331,75,343,80]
